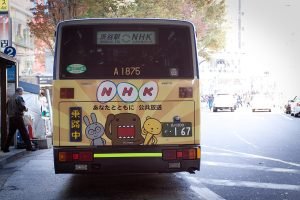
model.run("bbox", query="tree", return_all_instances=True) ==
[28,0,226,58]
[28,2,55,54]
[112,0,227,59]
[28,0,88,54]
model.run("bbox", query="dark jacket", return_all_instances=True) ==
[7,94,27,117]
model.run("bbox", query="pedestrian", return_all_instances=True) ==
[208,94,214,111]
[39,89,48,116]
[236,95,243,108]
[2,87,36,153]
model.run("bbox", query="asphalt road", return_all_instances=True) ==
[198,109,300,200]
[0,109,299,200]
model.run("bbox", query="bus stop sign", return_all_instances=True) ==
[4,46,16,57]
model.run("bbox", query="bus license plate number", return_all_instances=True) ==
[162,122,192,137]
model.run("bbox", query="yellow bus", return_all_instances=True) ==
[53,18,201,174]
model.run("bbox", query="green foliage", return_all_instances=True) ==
[80,0,119,18]
[29,0,226,58]
[115,0,183,19]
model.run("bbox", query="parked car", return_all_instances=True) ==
[213,94,236,112]
[251,94,272,112]
[290,96,300,117]
[284,99,293,114]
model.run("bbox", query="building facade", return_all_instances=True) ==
[9,0,52,84]
[10,0,35,76]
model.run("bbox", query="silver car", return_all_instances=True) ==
[251,95,272,112]
[213,94,236,112]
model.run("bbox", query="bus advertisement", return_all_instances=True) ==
[52,18,201,174]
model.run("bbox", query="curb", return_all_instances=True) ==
[0,149,27,168]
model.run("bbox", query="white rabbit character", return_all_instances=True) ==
[83,113,106,146]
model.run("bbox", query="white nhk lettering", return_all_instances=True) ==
[132,33,152,41]
[97,81,158,103]
[97,31,155,45]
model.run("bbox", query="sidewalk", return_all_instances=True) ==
[0,137,53,168]
[0,148,27,168]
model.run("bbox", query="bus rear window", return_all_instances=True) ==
[59,24,194,79]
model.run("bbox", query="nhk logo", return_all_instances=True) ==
[97,81,158,103]
[122,33,154,43]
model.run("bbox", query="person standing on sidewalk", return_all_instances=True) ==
[208,94,214,111]
[2,87,36,153]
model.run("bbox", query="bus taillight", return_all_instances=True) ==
[58,151,93,162]
[163,148,197,160]
[58,152,72,162]
[163,149,177,160]
[176,151,183,158]
[182,149,196,160]
[72,153,79,160]
[79,152,93,161]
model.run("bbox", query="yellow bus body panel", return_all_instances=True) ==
[53,79,200,146]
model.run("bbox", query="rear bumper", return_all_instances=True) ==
[54,145,200,174]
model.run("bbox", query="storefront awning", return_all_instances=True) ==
[0,52,16,66]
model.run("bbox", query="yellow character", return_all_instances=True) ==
[142,116,162,145]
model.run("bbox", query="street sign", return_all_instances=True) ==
[0,0,9,14]
[4,46,16,57]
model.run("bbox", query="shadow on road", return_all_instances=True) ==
[57,173,198,200]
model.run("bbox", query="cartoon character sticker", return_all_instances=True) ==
[142,116,162,145]
[83,113,106,146]
[105,113,145,145]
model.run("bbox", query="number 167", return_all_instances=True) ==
[174,127,191,136]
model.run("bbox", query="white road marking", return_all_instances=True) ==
[175,173,226,200]
[190,185,226,200]
[202,161,300,174]
[234,133,259,149]
[198,178,300,191]
[203,151,244,158]
[185,176,226,200]
[202,145,300,167]
[279,113,293,121]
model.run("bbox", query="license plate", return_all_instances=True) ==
[162,122,192,137]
